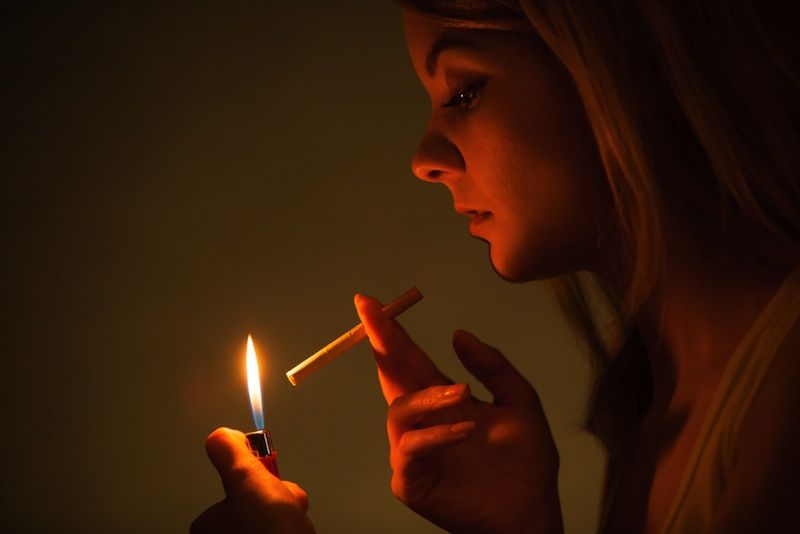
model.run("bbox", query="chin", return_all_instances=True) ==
[493,266,532,283]
[487,241,570,283]
[487,243,537,283]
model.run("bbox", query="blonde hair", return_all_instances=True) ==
[523,0,800,461]
[401,0,800,460]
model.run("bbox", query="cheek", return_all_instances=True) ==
[491,178,608,280]
[478,115,609,279]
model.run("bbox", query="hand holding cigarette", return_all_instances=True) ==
[285,287,423,385]
[353,295,564,533]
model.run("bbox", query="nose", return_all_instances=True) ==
[411,122,464,183]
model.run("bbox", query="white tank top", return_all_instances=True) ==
[660,266,800,532]
[598,266,800,533]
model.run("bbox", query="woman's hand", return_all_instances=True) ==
[191,428,315,534]
[356,294,563,534]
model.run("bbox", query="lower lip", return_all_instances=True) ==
[469,212,491,234]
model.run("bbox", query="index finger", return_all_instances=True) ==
[355,293,449,403]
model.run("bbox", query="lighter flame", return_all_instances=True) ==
[246,335,264,430]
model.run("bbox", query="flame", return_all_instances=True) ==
[246,335,264,430]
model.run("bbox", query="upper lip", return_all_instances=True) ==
[454,205,490,218]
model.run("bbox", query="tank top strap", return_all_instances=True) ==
[660,265,800,533]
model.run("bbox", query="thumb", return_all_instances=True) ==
[452,330,539,407]
[205,427,282,500]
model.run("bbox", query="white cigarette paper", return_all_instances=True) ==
[285,286,423,386]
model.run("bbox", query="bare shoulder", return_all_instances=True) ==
[710,315,800,533]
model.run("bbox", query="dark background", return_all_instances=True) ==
[1,2,602,532]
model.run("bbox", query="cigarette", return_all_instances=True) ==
[285,286,423,385]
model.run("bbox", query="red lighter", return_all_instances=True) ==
[246,430,280,477]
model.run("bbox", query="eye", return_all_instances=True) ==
[442,79,485,110]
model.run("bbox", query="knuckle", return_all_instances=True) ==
[389,447,402,470]
[389,392,407,411]
[396,431,415,454]
[388,393,409,418]
[390,471,424,507]
[388,390,431,421]
[396,430,426,459]
[390,471,419,506]
[410,391,437,412]
[390,473,408,502]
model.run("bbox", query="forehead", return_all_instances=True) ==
[402,7,538,80]
[402,7,444,53]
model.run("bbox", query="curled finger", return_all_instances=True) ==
[391,421,476,503]
[282,481,309,513]
[387,383,471,443]
[393,421,475,469]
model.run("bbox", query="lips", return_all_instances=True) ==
[468,211,491,234]
[454,205,490,218]
[463,209,489,218]
[454,205,492,235]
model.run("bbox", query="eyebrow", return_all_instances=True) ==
[425,32,481,77]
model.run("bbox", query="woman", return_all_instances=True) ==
[192,1,800,532]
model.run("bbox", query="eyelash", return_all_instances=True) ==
[442,79,485,110]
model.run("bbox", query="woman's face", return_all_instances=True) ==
[404,9,612,281]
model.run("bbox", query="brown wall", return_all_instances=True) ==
[1,2,602,532]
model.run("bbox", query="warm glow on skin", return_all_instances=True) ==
[404,8,612,282]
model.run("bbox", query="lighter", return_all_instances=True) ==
[245,335,280,477]
[246,429,280,477]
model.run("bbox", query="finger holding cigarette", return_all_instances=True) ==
[285,287,423,386]
[356,293,451,403]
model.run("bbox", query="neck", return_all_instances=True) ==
[630,242,788,412]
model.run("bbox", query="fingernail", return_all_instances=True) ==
[356,293,380,312]
[355,294,378,317]
[450,421,475,434]
[443,383,468,398]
